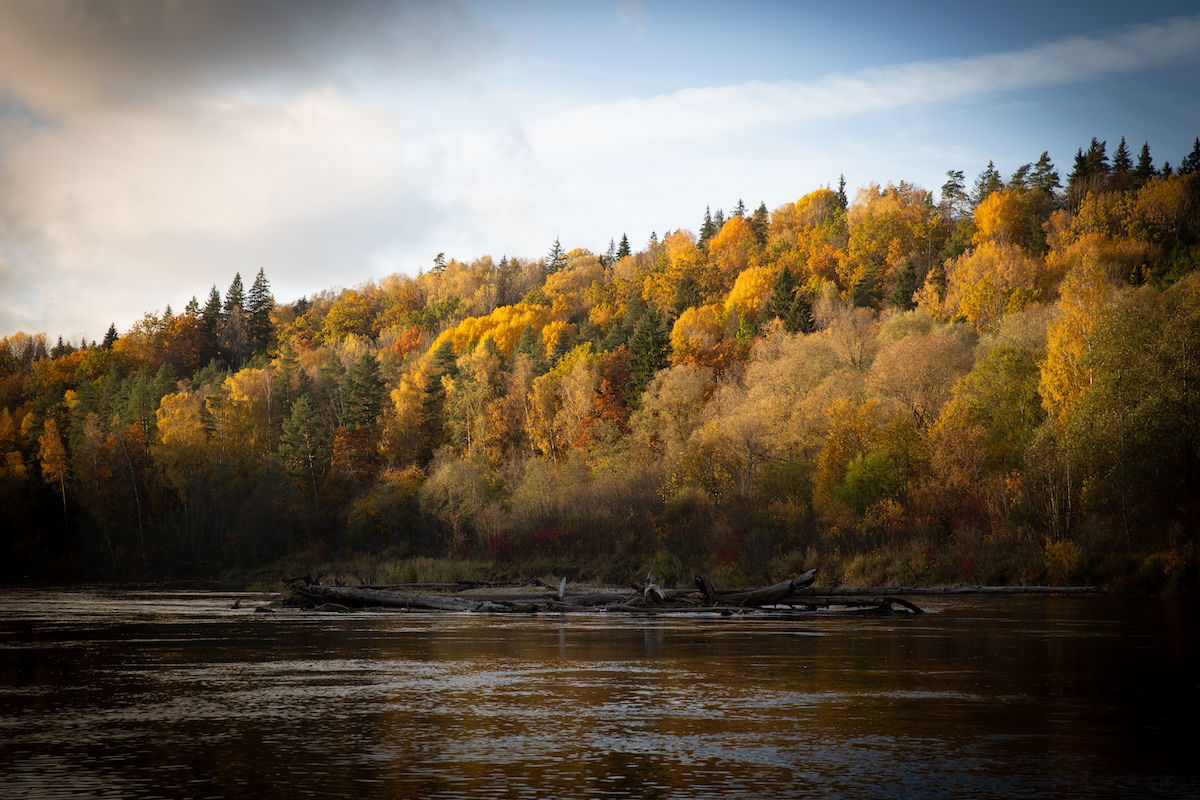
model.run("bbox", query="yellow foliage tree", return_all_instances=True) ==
[725,266,779,316]
[1039,256,1113,426]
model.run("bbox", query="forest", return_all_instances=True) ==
[3,136,1199,592]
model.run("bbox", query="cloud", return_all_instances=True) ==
[529,14,1200,152]
[0,0,480,111]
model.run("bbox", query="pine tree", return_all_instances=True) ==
[1008,163,1032,190]
[1112,137,1132,174]
[749,202,769,245]
[545,238,565,273]
[889,261,918,310]
[514,325,546,373]
[603,238,617,266]
[279,394,329,506]
[617,233,631,259]
[246,268,273,355]
[1134,142,1156,186]
[1030,152,1061,195]
[1179,137,1200,176]
[699,206,716,245]
[765,267,799,322]
[342,354,385,431]
[712,208,726,231]
[421,340,459,458]
[973,160,1003,206]
[627,311,670,405]
[733,198,746,217]
[184,296,200,315]
[549,327,572,365]
[940,170,968,219]
[102,324,118,350]
[223,273,244,315]
[432,252,446,274]
[783,291,815,334]
[836,175,848,209]
[673,274,701,314]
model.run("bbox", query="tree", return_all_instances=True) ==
[1030,152,1061,196]
[733,198,746,218]
[973,160,1003,206]
[888,261,918,310]
[1112,137,1132,176]
[617,234,631,259]
[278,395,329,507]
[699,206,716,246]
[1179,137,1200,176]
[101,324,118,350]
[343,354,385,432]
[246,268,273,355]
[627,311,670,405]
[749,202,769,245]
[545,239,566,274]
[836,175,848,209]
[223,273,245,316]
[940,170,969,220]
[1134,142,1155,186]
[38,417,69,530]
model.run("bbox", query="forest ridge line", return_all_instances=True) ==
[2,134,1199,592]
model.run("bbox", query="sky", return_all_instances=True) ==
[1,0,1198,342]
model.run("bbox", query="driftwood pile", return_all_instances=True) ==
[284,568,925,616]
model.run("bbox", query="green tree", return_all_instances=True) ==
[973,160,1003,206]
[627,311,670,406]
[545,239,565,274]
[278,395,329,507]
[888,261,918,310]
[246,268,273,355]
[1134,142,1156,186]
[617,234,631,259]
[749,202,769,245]
[101,324,118,350]
[1179,137,1200,176]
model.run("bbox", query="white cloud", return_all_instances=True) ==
[528,14,1200,152]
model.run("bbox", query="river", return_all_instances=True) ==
[0,589,1196,799]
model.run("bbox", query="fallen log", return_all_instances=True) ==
[294,584,513,612]
[695,569,818,607]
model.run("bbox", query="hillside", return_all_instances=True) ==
[3,138,1199,591]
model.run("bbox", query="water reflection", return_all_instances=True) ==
[0,591,1197,799]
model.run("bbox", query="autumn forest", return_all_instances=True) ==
[3,136,1199,592]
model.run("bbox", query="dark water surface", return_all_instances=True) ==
[0,590,1196,799]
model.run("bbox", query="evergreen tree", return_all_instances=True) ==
[672,274,702,314]
[184,296,200,315]
[765,266,799,322]
[699,206,716,245]
[836,175,848,209]
[223,273,244,316]
[1161,161,1173,177]
[1008,163,1032,190]
[749,202,769,245]
[1134,142,1156,186]
[162,304,173,322]
[733,198,746,217]
[495,255,516,307]
[102,324,118,350]
[1112,137,1132,174]
[627,311,670,405]
[279,395,329,506]
[421,339,459,458]
[783,290,815,334]
[549,327,572,365]
[617,233,631,259]
[889,261,918,310]
[602,238,617,266]
[246,268,273,355]
[514,324,546,373]
[545,238,566,273]
[1179,137,1200,176]
[432,252,446,274]
[973,160,1003,206]
[940,170,969,219]
[1030,152,1061,195]
[342,354,385,431]
[712,208,726,231]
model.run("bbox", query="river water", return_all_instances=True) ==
[0,589,1196,799]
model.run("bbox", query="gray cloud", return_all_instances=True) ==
[0,0,480,110]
